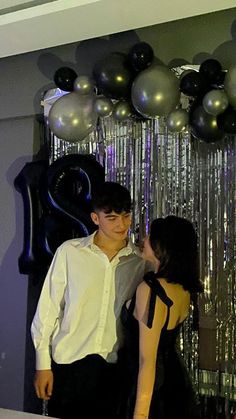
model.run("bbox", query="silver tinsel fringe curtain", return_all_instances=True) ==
[44,99,236,414]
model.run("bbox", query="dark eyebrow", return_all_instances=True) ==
[104,212,131,218]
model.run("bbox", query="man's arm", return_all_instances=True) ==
[31,245,67,398]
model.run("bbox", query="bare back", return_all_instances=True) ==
[133,277,190,330]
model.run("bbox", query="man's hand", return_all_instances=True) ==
[34,369,53,400]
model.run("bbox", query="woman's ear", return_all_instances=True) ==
[91,211,99,226]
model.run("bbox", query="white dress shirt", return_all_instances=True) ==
[31,232,147,370]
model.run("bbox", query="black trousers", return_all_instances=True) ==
[48,354,125,419]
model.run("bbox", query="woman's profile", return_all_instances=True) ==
[121,215,203,419]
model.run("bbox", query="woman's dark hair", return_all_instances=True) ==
[91,181,132,214]
[150,216,203,293]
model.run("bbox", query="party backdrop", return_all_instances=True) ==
[42,85,236,419]
[19,43,235,417]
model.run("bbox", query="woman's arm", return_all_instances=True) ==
[133,282,167,419]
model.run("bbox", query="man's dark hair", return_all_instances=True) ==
[150,216,203,293]
[91,181,131,214]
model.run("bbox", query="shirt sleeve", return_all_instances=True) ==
[31,244,68,370]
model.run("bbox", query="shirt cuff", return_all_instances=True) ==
[35,350,52,370]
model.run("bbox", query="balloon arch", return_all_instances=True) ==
[47,42,236,144]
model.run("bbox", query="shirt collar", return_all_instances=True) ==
[82,231,97,248]
[123,239,141,257]
[81,231,141,257]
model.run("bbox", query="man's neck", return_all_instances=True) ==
[94,231,127,253]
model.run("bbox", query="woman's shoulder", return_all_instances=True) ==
[158,278,191,317]
[136,276,170,309]
[142,273,171,296]
[135,278,168,325]
[136,280,151,299]
[158,277,190,296]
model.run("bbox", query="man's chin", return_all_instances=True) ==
[114,232,127,239]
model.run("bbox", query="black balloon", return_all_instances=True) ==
[217,108,236,134]
[93,52,133,99]
[44,154,104,224]
[128,42,154,72]
[39,154,105,259]
[54,66,78,92]
[214,70,226,87]
[180,71,208,97]
[190,105,225,143]
[199,59,222,84]
[189,97,203,118]
[38,215,89,258]
[15,154,105,274]
[14,161,49,274]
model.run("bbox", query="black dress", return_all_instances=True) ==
[121,271,201,419]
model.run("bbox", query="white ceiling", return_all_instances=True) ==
[0,0,52,13]
[0,0,235,58]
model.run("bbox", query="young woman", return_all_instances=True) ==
[121,215,203,419]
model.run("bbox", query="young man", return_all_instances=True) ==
[31,181,148,419]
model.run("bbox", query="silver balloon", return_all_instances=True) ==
[167,109,189,132]
[131,64,180,117]
[113,100,131,121]
[48,92,98,142]
[203,89,229,116]
[74,75,94,95]
[224,65,236,109]
[94,96,113,117]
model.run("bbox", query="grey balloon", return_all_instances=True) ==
[113,101,131,121]
[131,64,180,118]
[48,92,98,142]
[167,109,189,132]
[94,96,113,117]
[203,89,229,116]
[73,75,94,95]
[224,65,236,109]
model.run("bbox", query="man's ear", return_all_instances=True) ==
[91,212,99,225]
